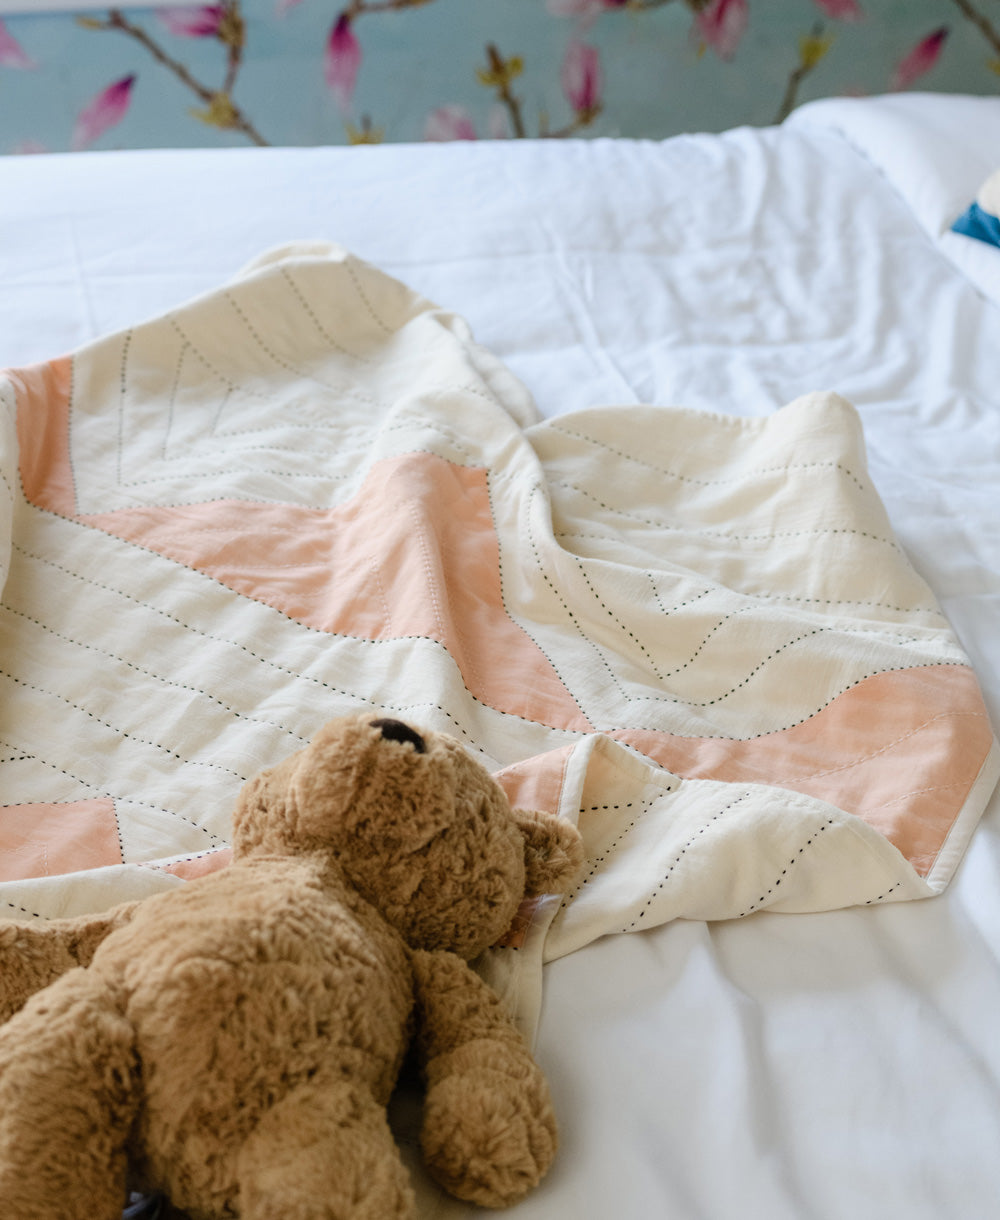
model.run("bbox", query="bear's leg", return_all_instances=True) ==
[0,967,139,1220]
[410,948,558,1208]
[236,1076,417,1220]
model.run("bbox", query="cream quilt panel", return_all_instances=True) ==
[0,243,996,1030]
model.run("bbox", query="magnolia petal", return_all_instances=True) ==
[324,14,361,114]
[72,74,136,152]
[157,5,225,37]
[488,104,511,139]
[561,38,602,114]
[891,26,948,91]
[695,0,749,62]
[812,0,863,19]
[0,17,36,69]
[424,105,477,142]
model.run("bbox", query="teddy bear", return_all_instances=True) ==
[0,712,584,1220]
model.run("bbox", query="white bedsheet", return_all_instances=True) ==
[2,93,999,1219]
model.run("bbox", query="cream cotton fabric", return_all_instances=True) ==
[0,244,995,1044]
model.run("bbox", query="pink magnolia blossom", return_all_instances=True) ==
[0,17,36,69]
[324,14,361,113]
[891,27,949,91]
[72,75,136,151]
[812,0,863,19]
[695,0,749,62]
[547,0,600,14]
[488,105,511,139]
[424,106,477,142]
[561,39,602,114]
[157,5,225,37]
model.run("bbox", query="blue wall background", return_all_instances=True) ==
[1,0,998,154]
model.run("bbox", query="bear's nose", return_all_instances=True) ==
[371,718,427,754]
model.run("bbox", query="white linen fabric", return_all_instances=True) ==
[1,92,999,1220]
[788,91,1000,306]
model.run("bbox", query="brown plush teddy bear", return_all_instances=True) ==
[0,713,583,1220]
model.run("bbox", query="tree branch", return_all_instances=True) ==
[945,0,1000,58]
[90,8,269,147]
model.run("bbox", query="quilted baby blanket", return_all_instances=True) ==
[1,242,997,1040]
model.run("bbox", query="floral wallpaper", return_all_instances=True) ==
[0,0,998,153]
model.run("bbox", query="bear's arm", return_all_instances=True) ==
[0,899,141,1023]
[409,947,558,1208]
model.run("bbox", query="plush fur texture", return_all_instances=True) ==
[0,713,583,1220]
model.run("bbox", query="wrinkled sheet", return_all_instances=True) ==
[1,92,1000,1219]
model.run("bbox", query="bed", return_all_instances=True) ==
[1,88,999,1218]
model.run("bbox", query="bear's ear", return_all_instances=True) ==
[513,808,584,897]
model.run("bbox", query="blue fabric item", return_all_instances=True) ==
[951,201,1000,249]
[122,1194,163,1220]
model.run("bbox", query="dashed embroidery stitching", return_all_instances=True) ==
[561,796,661,911]
[624,790,754,931]
[547,419,872,496]
[0,737,228,847]
[737,816,837,918]
[551,475,901,550]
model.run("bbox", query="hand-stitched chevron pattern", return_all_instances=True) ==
[0,245,996,952]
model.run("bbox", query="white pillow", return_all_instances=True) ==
[952,167,1000,248]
